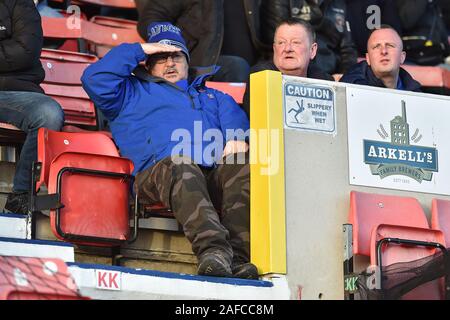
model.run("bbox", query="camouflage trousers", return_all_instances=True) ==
[135,152,250,264]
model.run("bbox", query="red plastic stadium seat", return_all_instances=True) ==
[33,128,136,246]
[401,65,450,89]
[40,49,99,129]
[205,81,246,104]
[87,16,143,57]
[431,198,450,247]
[0,256,87,300]
[41,83,97,128]
[349,190,429,256]
[370,224,445,300]
[41,16,144,57]
[41,49,98,85]
[347,191,446,299]
[76,0,136,9]
[41,48,99,64]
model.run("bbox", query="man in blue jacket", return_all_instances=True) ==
[82,22,256,279]
[340,25,421,91]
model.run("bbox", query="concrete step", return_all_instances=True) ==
[0,213,28,239]
[68,263,290,300]
[0,237,74,262]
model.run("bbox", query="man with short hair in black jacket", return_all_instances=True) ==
[0,0,64,214]
[340,25,421,91]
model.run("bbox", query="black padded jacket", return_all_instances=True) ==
[0,0,45,93]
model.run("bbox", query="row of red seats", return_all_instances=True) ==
[52,0,136,9]
[346,190,450,300]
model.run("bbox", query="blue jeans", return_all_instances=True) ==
[0,91,64,192]
[213,55,250,83]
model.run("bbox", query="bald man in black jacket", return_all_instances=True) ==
[0,0,64,214]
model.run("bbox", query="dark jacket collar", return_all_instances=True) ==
[340,61,422,92]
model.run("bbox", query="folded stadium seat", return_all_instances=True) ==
[431,198,450,247]
[86,16,143,57]
[346,190,447,300]
[0,256,88,300]
[41,82,97,128]
[31,128,138,247]
[370,224,446,300]
[401,65,450,95]
[41,13,89,53]
[40,49,99,129]
[205,81,246,104]
[76,0,136,9]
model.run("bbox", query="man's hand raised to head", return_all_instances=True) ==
[140,43,181,56]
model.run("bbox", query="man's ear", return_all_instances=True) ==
[365,52,370,65]
[400,51,406,64]
[310,42,318,60]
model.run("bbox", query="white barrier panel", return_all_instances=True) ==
[347,86,450,195]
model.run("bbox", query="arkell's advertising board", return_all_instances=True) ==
[347,86,450,195]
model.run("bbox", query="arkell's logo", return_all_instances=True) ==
[363,101,438,183]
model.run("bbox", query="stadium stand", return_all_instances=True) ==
[31,128,138,247]
[41,15,143,57]
[345,190,447,300]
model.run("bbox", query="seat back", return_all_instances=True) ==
[349,190,429,256]
[36,128,120,191]
[431,198,450,247]
[48,152,132,244]
[0,256,86,300]
[41,49,97,85]
[77,0,136,8]
[370,224,445,300]
[36,128,134,246]
[41,83,97,128]
[86,16,143,57]
[205,81,246,104]
[40,49,98,128]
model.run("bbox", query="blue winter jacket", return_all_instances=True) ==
[81,43,249,175]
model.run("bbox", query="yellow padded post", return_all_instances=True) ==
[250,70,286,275]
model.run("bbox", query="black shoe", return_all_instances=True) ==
[4,192,29,215]
[232,261,259,280]
[197,251,232,277]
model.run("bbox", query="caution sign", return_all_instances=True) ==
[283,81,336,134]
